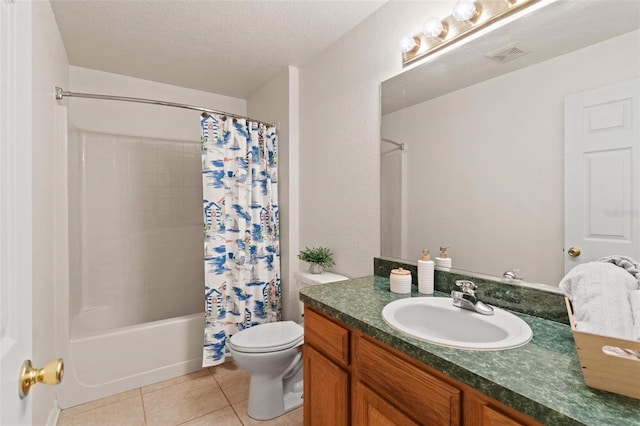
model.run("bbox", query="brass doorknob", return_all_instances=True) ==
[568,247,581,257]
[19,358,64,399]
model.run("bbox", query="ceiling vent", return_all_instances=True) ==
[486,43,531,64]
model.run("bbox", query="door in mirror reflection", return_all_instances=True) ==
[564,79,640,273]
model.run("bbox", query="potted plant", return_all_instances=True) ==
[298,246,335,274]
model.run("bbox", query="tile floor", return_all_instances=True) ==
[56,362,302,426]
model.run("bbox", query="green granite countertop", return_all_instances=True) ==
[299,275,640,426]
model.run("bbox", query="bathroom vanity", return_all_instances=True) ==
[304,306,539,425]
[300,275,640,425]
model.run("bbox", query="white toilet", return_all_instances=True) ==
[228,270,348,420]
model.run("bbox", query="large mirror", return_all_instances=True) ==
[381,0,640,287]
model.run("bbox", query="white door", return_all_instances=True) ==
[564,79,640,273]
[1,1,33,424]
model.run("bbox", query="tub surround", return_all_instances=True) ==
[59,313,204,408]
[299,275,640,425]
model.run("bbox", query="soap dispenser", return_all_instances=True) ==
[417,249,434,294]
[435,246,452,270]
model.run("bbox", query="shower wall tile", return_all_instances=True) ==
[76,131,204,328]
[183,172,202,188]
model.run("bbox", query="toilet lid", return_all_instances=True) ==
[229,321,304,353]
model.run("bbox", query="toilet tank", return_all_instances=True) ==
[295,271,348,322]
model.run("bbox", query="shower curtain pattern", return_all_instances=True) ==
[200,114,281,367]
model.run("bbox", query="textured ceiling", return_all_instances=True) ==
[51,0,386,99]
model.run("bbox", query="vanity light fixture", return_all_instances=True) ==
[452,0,481,22]
[401,0,540,67]
[399,35,420,53]
[422,17,447,38]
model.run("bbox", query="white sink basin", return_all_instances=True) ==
[382,297,532,350]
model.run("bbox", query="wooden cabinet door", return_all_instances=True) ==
[464,393,535,426]
[481,406,524,426]
[352,381,419,426]
[304,344,349,426]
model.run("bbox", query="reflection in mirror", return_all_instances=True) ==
[380,1,640,287]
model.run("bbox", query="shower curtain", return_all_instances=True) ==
[200,114,281,367]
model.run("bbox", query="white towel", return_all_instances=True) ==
[598,255,640,283]
[560,262,636,340]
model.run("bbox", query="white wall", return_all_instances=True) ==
[247,66,300,321]
[382,30,640,285]
[299,2,453,278]
[31,1,69,424]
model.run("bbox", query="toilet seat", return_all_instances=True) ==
[229,321,303,353]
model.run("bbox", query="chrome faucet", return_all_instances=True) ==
[503,268,522,280]
[451,280,494,315]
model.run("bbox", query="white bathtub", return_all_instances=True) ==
[55,112,207,409]
[57,309,204,408]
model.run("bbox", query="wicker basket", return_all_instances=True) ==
[565,297,640,399]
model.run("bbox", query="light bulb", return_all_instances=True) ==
[452,0,477,21]
[399,35,419,53]
[422,17,445,38]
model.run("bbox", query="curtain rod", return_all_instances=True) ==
[381,138,405,150]
[55,87,278,128]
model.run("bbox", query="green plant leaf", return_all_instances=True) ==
[297,246,335,268]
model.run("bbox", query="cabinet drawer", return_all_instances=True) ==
[356,336,461,425]
[304,307,350,367]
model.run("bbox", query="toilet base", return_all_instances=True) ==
[247,379,303,420]
[246,364,303,420]
[283,387,304,414]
